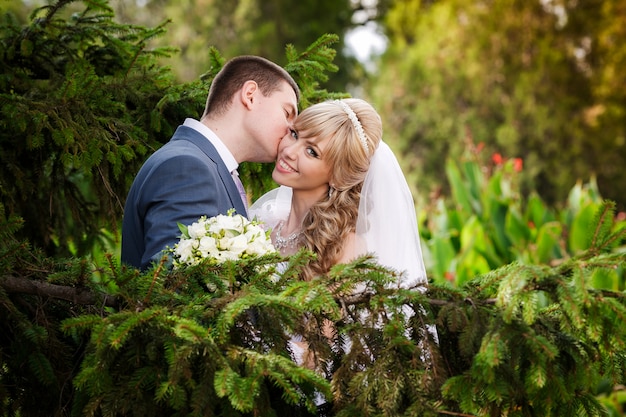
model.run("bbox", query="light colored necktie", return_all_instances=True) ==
[232,171,249,213]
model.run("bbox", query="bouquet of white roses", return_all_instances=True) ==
[171,209,277,268]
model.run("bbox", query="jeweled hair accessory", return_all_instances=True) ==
[336,100,369,151]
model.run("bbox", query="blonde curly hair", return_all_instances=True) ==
[294,99,382,281]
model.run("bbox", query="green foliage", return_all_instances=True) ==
[108,0,361,90]
[0,0,178,257]
[2,200,626,416]
[0,204,92,416]
[372,0,626,211]
[284,34,343,108]
[421,145,626,288]
[61,251,430,416]
[439,203,626,415]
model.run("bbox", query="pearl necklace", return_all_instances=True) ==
[274,221,302,250]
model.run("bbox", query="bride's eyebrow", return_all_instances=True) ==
[305,138,325,155]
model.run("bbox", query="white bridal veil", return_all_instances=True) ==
[249,141,427,289]
[355,141,427,289]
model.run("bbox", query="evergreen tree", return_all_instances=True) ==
[0,0,181,257]
[2,192,625,415]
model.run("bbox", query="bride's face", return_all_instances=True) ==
[272,129,332,196]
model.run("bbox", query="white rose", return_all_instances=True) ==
[243,228,265,250]
[173,212,275,267]
[175,239,196,263]
[246,237,274,256]
[198,236,217,257]
[245,224,262,236]
[212,250,234,262]
[207,220,224,236]
[227,233,248,255]
[187,220,207,239]
[220,250,240,261]
[243,229,259,243]
[211,214,244,237]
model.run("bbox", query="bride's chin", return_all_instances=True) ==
[272,171,290,185]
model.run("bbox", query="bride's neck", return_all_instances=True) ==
[286,189,324,233]
[285,203,308,234]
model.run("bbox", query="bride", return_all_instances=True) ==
[249,98,427,288]
[249,99,433,406]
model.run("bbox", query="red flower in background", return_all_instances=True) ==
[492,153,523,172]
[444,271,456,282]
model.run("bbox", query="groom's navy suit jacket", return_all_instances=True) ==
[121,125,247,270]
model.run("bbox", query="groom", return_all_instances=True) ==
[121,55,300,270]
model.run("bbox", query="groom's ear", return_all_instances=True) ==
[240,80,258,110]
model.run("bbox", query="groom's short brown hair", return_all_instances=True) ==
[203,55,300,117]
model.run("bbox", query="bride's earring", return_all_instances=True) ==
[328,186,334,198]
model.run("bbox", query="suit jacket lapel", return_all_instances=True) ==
[171,126,248,216]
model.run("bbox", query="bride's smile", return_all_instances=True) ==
[277,158,297,173]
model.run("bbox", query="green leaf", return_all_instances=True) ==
[569,203,599,253]
[535,221,563,264]
[505,207,530,247]
[446,158,477,215]
[590,268,619,291]
[428,236,456,283]
[177,222,188,237]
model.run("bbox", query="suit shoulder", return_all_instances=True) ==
[149,140,215,165]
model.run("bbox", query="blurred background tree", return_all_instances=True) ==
[369,0,626,212]
[108,0,375,90]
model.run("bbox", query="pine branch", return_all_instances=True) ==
[0,274,117,307]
